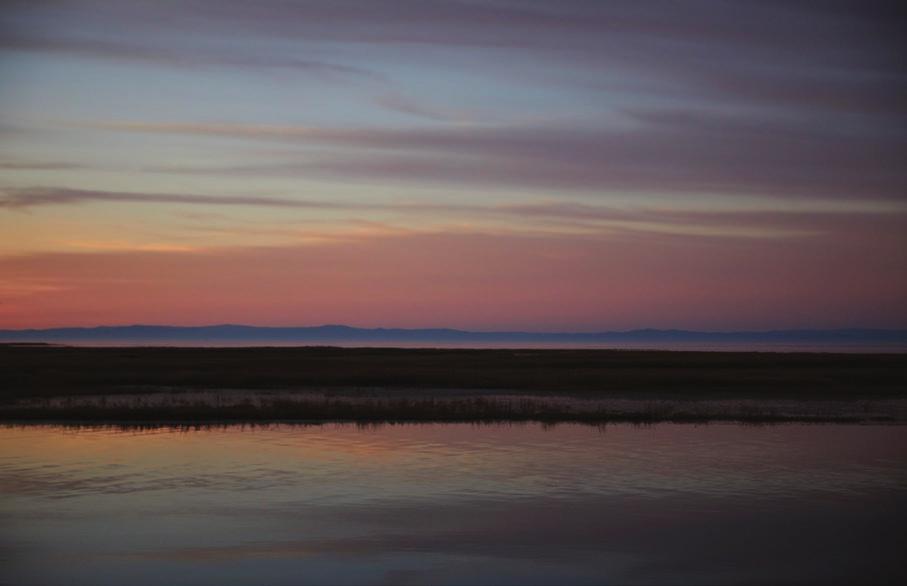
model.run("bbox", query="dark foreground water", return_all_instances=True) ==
[1,423,905,585]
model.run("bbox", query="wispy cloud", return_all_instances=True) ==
[0,33,381,81]
[91,113,907,200]
[0,187,337,210]
[372,93,480,123]
[2,1,905,329]
[7,1,906,200]
[6,1,903,115]
[0,160,86,171]
[4,186,905,242]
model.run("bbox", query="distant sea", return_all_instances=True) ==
[4,325,907,352]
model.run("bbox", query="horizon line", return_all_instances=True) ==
[2,323,907,334]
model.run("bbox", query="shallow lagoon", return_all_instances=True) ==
[2,423,905,585]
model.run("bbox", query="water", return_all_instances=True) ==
[1,423,905,585]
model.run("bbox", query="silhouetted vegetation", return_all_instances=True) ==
[0,395,894,423]
[2,345,905,422]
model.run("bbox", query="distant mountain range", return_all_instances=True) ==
[1,324,906,346]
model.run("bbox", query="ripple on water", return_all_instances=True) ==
[2,422,906,586]
[1,422,906,502]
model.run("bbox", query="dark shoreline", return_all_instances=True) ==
[3,345,906,423]
[3,410,899,426]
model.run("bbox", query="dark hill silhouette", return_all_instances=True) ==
[0,324,905,346]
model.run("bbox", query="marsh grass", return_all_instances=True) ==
[2,346,904,424]
[1,393,895,424]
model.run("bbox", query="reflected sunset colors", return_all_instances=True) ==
[2,423,906,585]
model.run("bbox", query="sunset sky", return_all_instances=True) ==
[1,1,905,331]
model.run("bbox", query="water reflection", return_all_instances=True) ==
[2,423,905,585]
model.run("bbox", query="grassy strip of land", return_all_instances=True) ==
[2,345,906,423]
[3,396,901,424]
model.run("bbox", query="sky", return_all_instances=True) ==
[0,0,905,331]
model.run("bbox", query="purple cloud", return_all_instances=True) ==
[97,111,907,200]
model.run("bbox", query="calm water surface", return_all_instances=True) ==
[1,423,905,585]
